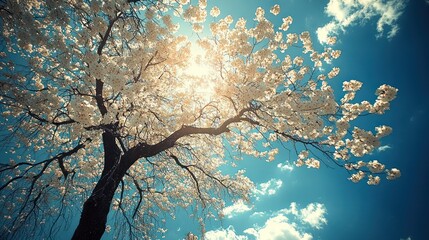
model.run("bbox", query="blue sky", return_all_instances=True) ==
[159,0,429,239]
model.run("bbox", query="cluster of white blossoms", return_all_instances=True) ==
[184,5,207,23]
[372,84,398,114]
[286,32,299,45]
[295,150,309,167]
[198,0,207,9]
[330,49,341,59]
[305,158,321,169]
[267,148,279,162]
[162,15,180,32]
[343,158,400,184]
[343,80,363,91]
[367,175,381,185]
[341,80,362,104]
[280,16,293,31]
[344,160,366,171]
[347,127,380,157]
[327,67,340,78]
[270,4,281,16]
[386,168,401,180]
[250,8,275,42]
[210,6,220,17]
[349,171,366,183]
[299,31,313,53]
[348,168,400,185]
[332,77,398,185]
[367,160,385,173]
[376,84,398,102]
[375,125,393,138]
[68,98,98,126]
[327,36,337,45]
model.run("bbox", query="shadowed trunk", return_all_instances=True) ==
[71,165,126,240]
[72,130,130,240]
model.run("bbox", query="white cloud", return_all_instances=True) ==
[377,145,392,152]
[205,226,248,240]
[299,203,328,229]
[251,211,266,218]
[244,215,313,240]
[316,22,341,45]
[277,162,294,172]
[317,0,407,44]
[279,202,299,216]
[245,202,327,239]
[207,202,327,240]
[280,202,327,229]
[254,179,283,199]
[222,199,252,218]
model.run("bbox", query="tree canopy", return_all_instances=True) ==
[0,0,400,239]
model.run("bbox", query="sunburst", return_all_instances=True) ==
[181,42,218,102]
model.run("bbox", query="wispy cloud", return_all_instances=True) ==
[279,202,299,216]
[409,109,425,122]
[277,162,294,172]
[205,226,248,240]
[317,0,407,44]
[222,200,252,218]
[250,211,266,218]
[253,179,283,199]
[377,145,392,152]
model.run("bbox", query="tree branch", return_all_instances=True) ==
[125,107,255,164]
[170,154,206,206]
[27,110,75,126]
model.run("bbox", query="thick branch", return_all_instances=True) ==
[95,79,108,116]
[97,16,122,56]
[27,110,75,126]
[125,107,255,164]
[95,14,122,116]
[101,125,122,174]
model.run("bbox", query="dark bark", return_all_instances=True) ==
[71,165,126,240]
[72,130,128,240]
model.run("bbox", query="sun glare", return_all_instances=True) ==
[182,43,218,101]
[186,43,213,77]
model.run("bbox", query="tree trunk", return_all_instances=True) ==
[72,131,129,240]
[71,165,126,240]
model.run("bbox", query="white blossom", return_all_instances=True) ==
[349,171,365,183]
[367,175,380,185]
[279,16,293,31]
[367,160,385,173]
[386,168,401,180]
[270,4,280,16]
[210,6,220,17]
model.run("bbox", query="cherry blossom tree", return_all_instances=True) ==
[0,0,400,239]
